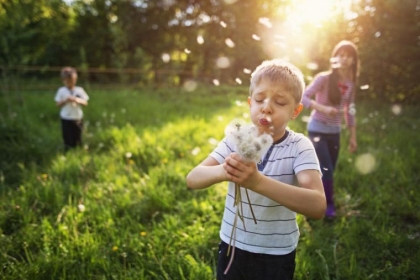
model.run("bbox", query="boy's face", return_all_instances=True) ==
[248,79,303,142]
[63,74,77,89]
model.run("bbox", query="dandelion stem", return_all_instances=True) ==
[245,189,257,224]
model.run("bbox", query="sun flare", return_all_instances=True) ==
[285,0,353,27]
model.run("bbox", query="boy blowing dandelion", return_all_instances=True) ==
[186,59,326,279]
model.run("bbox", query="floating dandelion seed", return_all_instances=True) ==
[258,17,272,28]
[374,31,381,38]
[197,35,204,44]
[252,34,261,41]
[294,47,303,54]
[360,85,369,90]
[235,78,242,84]
[330,57,341,68]
[301,115,310,123]
[208,137,218,145]
[184,48,191,54]
[220,21,227,28]
[161,53,171,63]
[183,80,197,92]
[355,153,376,175]
[191,147,201,156]
[225,38,235,48]
[235,100,243,106]
[306,62,319,70]
[243,68,251,74]
[349,103,356,115]
[313,136,321,142]
[213,79,220,86]
[125,152,132,158]
[216,57,230,69]
[391,104,402,115]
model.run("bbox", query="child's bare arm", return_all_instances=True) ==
[186,157,228,190]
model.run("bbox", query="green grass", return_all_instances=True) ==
[0,86,419,279]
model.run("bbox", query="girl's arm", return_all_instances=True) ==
[303,74,338,116]
[186,157,228,189]
[224,153,326,219]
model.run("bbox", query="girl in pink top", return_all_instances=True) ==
[302,40,359,218]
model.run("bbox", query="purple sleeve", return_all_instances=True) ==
[302,74,327,108]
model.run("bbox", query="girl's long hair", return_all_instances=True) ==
[328,40,359,105]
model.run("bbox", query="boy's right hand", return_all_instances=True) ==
[224,153,264,190]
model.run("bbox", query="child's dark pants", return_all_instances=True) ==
[61,119,83,151]
[217,241,295,280]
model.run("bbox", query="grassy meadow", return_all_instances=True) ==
[0,86,419,279]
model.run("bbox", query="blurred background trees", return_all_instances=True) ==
[1,0,419,103]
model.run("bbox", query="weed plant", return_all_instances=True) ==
[0,86,419,279]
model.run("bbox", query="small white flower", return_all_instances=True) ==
[77,204,85,212]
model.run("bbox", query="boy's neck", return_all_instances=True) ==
[273,130,289,144]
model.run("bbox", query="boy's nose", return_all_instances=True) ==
[262,100,273,114]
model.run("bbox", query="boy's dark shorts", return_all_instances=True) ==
[217,241,295,280]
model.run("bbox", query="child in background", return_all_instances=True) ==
[186,59,326,280]
[54,67,89,151]
[302,40,359,219]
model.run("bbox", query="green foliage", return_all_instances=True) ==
[0,88,419,279]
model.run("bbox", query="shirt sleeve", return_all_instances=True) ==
[75,87,89,101]
[209,137,234,164]
[301,74,327,108]
[54,88,64,102]
[293,136,321,175]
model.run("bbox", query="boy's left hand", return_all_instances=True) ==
[223,153,263,190]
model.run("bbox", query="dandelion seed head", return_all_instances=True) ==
[225,119,273,162]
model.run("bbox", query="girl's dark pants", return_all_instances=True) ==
[61,119,83,151]
[217,241,296,280]
[308,131,340,213]
[308,131,340,180]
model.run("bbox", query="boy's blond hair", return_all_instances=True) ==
[61,67,77,79]
[250,59,305,103]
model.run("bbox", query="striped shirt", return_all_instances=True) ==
[210,130,320,255]
[301,73,356,128]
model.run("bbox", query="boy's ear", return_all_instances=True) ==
[248,96,251,107]
[291,103,303,119]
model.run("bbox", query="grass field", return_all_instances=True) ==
[0,86,419,279]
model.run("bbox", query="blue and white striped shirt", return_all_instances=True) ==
[210,130,320,255]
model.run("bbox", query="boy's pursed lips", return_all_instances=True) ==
[259,118,271,126]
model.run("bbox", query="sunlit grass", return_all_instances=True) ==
[0,87,419,279]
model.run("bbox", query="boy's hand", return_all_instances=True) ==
[223,153,263,190]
